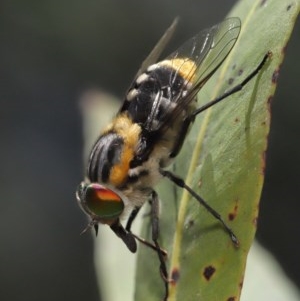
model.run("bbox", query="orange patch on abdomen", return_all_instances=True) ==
[104,114,141,187]
[159,58,197,83]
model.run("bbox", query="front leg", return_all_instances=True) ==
[110,219,137,253]
[125,206,141,232]
[126,205,168,256]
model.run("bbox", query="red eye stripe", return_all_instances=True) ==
[90,184,122,203]
[83,183,125,221]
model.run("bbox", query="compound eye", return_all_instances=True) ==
[80,183,124,220]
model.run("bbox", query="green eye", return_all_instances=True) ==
[77,183,124,221]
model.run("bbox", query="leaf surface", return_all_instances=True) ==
[135,0,299,300]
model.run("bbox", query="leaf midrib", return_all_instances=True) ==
[167,2,261,300]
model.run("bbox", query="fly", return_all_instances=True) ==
[76,17,271,301]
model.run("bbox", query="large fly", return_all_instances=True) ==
[76,17,270,301]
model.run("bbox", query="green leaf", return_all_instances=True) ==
[135,1,299,301]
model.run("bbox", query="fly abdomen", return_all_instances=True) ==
[125,59,194,131]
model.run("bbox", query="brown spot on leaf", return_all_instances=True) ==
[261,150,267,175]
[228,78,234,85]
[227,297,236,301]
[234,117,240,123]
[188,219,195,227]
[272,69,280,84]
[228,213,235,221]
[253,217,258,227]
[185,218,195,230]
[238,69,243,76]
[203,265,216,281]
[239,280,244,289]
[228,203,238,221]
[267,95,273,106]
[260,0,267,6]
[171,268,180,285]
[282,45,287,54]
[287,4,292,10]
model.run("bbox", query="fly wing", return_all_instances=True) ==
[147,17,241,133]
[170,17,241,92]
[136,17,179,78]
[119,18,179,113]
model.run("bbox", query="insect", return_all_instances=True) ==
[76,17,270,300]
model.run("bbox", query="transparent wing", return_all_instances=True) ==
[119,18,179,114]
[169,17,241,92]
[136,17,179,78]
[148,17,241,133]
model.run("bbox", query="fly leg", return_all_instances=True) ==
[125,207,141,232]
[125,206,167,256]
[120,195,169,298]
[150,190,170,301]
[191,52,271,118]
[169,116,194,158]
[110,219,137,253]
[160,169,239,247]
[169,52,271,160]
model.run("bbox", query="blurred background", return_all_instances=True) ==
[0,0,299,300]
